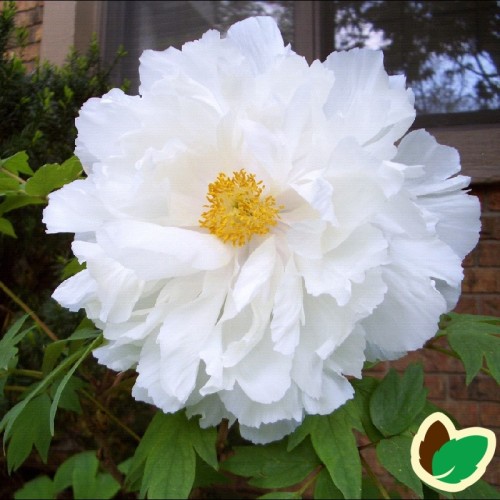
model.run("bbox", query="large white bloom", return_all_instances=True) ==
[43,17,480,443]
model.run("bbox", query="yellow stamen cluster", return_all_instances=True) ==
[199,169,281,247]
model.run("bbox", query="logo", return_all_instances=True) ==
[411,412,496,492]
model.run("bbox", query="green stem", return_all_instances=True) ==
[360,452,390,500]
[4,385,27,392]
[11,369,43,379]
[0,280,59,341]
[0,166,25,184]
[425,344,492,378]
[80,389,141,443]
[297,465,324,496]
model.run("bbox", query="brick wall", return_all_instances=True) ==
[461,184,500,316]
[2,1,44,71]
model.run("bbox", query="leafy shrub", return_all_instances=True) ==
[0,0,127,330]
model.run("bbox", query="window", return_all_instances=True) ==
[41,0,499,182]
[101,1,295,92]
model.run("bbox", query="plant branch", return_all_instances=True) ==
[4,385,27,392]
[0,280,59,341]
[80,389,141,443]
[297,465,324,496]
[217,418,229,459]
[0,166,25,184]
[11,369,43,379]
[360,452,390,500]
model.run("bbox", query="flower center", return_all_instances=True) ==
[199,169,281,247]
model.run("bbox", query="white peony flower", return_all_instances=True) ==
[43,17,480,443]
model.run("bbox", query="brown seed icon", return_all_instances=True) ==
[419,420,450,474]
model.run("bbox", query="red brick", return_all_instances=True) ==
[16,42,40,62]
[489,190,500,211]
[483,456,500,487]
[13,1,42,11]
[453,294,479,314]
[481,214,500,240]
[462,268,500,293]
[388,351,422,372]
[439,400,479,427]
[15,8,43,28]
[419,347,465,374]
[463,251,476,267]
[449,374,500,402]
[424,374,447,400]
[481,295,500,316]
[478,241,500,267]
[29,23,43,44]
[480,402,500,428]
[364,360,388,374]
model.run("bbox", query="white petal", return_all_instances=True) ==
[157,291,226,403]
[298,224,388,305]
[43,180,108,234]
[396,129,460,183]
[219,382,302,428]
[271,259,303,355]
[239,420,300,445]
[228,331,292,404]
[52,269,96,313]
[416,191,481,259]
[231,236,277,311]
[302,371,354,415]
[75,89,142,171]
[93,341,141,371]
[226,17,286,74]
[326,324,366,378]
[96,221,233,279]
[362,266,447,354]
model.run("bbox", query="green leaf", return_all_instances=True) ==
[0,315,33,370]
[68,327,101,341]
[127,412,217,499]
[349,377,384,442]
[0,151,33,176]
[376,436,423,498]
[432,436,489,484]
[289,407,362,499]
[222,438,320,489]
[14,475,56,500]
[49,376,84,413]
[25,157,82,197]
[6,393,52,471]
[458,479,500,499]
[0,216,16,237]
[53,451,120,499]
[0,176,21,192]
[444,313,500,384]
[314,468,344,499]
[193,457,229,489]
[70,451,120,499]
[49,335,101,434]
[0,193,45,215]
[61,257,86,279]
[370,364,427,436]
[1,336,101,442]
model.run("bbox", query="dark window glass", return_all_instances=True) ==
[328,1,500,117]
[102,1,294,92]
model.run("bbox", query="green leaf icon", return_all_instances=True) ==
[432,435,489,484]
